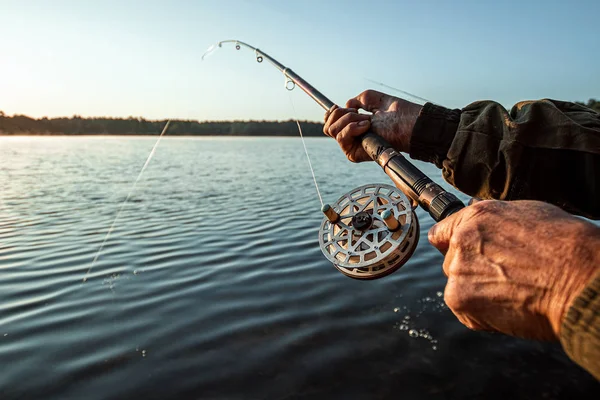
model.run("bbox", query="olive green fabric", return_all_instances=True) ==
[411,100,600,219]
[561,270,600,380]
[410,99,600,379]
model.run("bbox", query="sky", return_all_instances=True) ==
[0,0,598,121]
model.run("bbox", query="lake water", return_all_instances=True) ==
[0,136,598,399]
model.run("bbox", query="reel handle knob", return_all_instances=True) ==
[381,209,400,231]
[321,203,340,223]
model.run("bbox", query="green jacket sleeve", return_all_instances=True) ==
[561,269,600,380]
[410,99,600,378]
[409,99,600,219]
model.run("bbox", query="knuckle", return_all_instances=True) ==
[451,224,480,249]
[441,257,452,276]
[427,227,437,244]
[330,119,351,137]
[345,121,358,131]
[329,109,347,125]
[453,226,472,242]
[444,281,470,313]
[324,105,338,123]
[363,89,375,97]
[470,201,491,214]
[443,285,461,311]
[331,114,366,137]
[360,90,376,102]
[330,108,345,120]
[448,230,465,250]
[467,200,504,219]
[446,258,463,277]
[327,125,338,137]
[344,123,359,136]
[336,129,350,145]
[339,112,355,124]
[461,317,480,331]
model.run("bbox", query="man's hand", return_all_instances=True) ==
[323,90,422,162]
[429,200,600,341]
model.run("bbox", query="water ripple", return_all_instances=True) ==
[0,137,597,399]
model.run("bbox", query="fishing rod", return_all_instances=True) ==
[205,40,465,280]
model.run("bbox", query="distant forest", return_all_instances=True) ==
[1,99,597,136]
[0,111,324,136]
[575,99,600,113]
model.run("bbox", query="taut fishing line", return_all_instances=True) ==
[287,92,324,207]
[364,78,434,105]
[83,120,171,282]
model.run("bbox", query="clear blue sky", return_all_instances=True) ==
[1,0,598,121]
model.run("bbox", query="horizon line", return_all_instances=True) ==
[0,111,324,124]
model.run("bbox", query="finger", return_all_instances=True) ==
[441,245,456,275]
[427,208,467,254]
[444,283,486,331]
[346,90,387,112]
[323,105,338,122]
[455,313,486,332]
[323,107,344,137]
[323,107,357,138]
[336,120,371,161]
[468,197,482,206]
[328,112,371,139]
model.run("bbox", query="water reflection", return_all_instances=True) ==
[0,136,597,399]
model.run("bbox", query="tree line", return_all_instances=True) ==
[1,99,597,136]
[0,112,325,136]
[574,99,600,113]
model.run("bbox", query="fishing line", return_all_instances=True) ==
[364,78,434,105]
[287,92,324,207]
[83,120,171,282]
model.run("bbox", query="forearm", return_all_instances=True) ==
[409,100,600,219]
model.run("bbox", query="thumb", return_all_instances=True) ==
[346,90,386,113]
[427,209,465,254]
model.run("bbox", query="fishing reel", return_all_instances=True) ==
[319,184,419,280]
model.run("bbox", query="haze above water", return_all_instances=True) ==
[0,136,598,399]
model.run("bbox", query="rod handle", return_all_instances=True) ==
[360,132,391,160]
[359,131,465,222]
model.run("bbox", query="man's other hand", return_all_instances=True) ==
[428,200,600,340]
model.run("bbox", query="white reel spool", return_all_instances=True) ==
[319,183,419,280]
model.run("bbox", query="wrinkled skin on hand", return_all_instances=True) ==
[323,90,422,162]
[429,200,600,341]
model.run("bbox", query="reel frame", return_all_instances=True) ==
[319,184,420,280]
